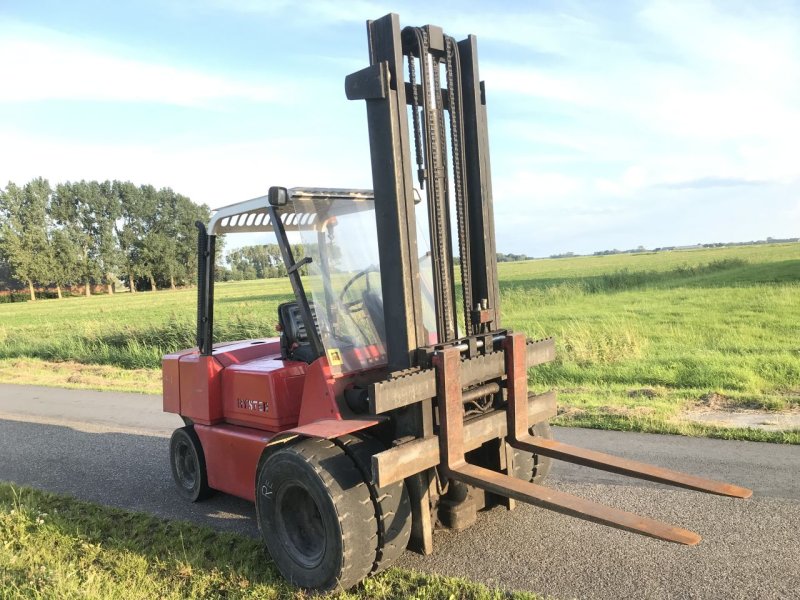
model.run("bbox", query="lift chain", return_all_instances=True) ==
[415,26,456,342]
[432,30,458,342]
[444,35,473,334]
[407,43,426,189]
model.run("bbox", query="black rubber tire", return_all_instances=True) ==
[255,438,378,591]
[169,426,212,502]
[512,420,554,484]
[336,434,412,574]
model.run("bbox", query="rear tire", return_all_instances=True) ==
[169,426,212,502]
[512,420,554,484]
[255,438,379,591]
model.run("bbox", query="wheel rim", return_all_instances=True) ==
[174,440,197,490]
[275,482,325,568]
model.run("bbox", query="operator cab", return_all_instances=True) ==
[200,187,397,376]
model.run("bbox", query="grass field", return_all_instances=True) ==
[1,243,798,442]
[0,483,539,600]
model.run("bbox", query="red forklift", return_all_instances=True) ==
[163,13,751,591]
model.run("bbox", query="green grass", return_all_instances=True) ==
[0,482,541,600]
[548,383,800,444]
[0,278,294,370]
[500,244,800,437]
[1,243,798,440]
[0,358,161,394]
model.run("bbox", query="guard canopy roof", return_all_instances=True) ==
[208,188,375,235]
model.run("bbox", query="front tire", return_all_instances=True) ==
[169,426,212,502]
[513,420,554,483]
[255,438,379,590]
[337,434,412,574]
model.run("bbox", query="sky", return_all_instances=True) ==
[1,0,798,256]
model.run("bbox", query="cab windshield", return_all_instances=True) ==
[290,193,387,375]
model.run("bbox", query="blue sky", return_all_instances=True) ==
[1,0,798,256]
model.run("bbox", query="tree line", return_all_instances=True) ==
[222,244,309,281]
[0,178,210,301]
[496,252,532,262]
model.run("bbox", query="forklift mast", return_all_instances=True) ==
[346,14,500,372]
[344,13,750,556]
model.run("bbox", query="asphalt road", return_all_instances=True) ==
[1,383,798,599]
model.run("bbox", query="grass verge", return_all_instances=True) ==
[0,483,541,600]
[0,358,161,395]
[548,384,800,444]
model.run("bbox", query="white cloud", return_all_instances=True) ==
[491,3,800,192]
[636,6,800,152]
[593,166,649,196]
[0,25,282,107]
[0,130,372,209]
[485,64,592,107]
[493,170,583,208]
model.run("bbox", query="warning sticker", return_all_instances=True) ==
[326,348,343,366]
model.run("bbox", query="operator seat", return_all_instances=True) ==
[277,301,320,363]
[361,290,386,339]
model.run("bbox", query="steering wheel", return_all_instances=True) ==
[339,266,379,313]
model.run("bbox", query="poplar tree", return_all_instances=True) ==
[0,179,51,301]
[113,181,145,292]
